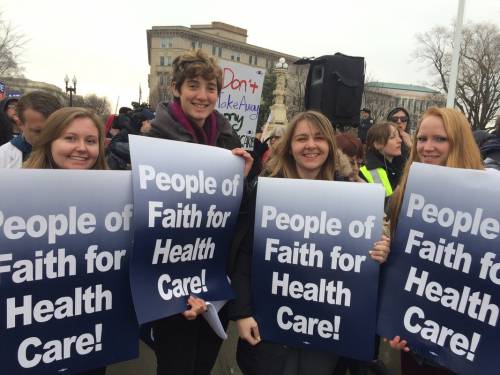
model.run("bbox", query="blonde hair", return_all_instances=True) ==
[24,107,107,170]
[389,107,483,235]
[265,111,337,180]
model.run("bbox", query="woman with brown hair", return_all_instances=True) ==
[360,122,404,201]
[24,107,107,170]
[335,133,364,182]
[229,110,390,375]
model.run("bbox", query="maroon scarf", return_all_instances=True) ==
[168,101,217,146]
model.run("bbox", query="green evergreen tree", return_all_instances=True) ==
[257,68,277,131]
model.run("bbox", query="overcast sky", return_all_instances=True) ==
[2,0,499,111]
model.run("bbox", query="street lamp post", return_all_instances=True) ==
[64,74,77,106]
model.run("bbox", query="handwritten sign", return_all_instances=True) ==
[217,60,265,150]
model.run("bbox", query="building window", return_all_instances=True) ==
[212,45,222,57]
[231,52,240,62]
[249,55,258,65]
[166,56,172,66]
[159,73,164,86]
[160,56,165,66]
[160,37,173,48]
[192,40,202,49]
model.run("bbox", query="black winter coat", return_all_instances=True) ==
[480,136,500,171]
[361,149,404,191]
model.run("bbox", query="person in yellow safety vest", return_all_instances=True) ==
[360,122,405,199]
[360,165,393,196]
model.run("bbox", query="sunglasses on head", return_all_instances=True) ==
[391,116,408,123]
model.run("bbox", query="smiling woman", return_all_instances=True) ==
[22,107,109,375]
[24,107,107,170]
[388,107,484,375]
[229,111,391,375]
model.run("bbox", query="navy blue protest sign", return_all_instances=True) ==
[129,135,243,323]
[0,169,138,375]
[252,177,385,360]
[377,163,500,375]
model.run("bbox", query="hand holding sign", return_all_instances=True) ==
[182,295,208,320]
[387,336,410,352]
[231,147,254,177]
[369,234,391,264]
[237,317,261,346]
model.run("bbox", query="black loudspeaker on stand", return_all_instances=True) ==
[298,53,365,130]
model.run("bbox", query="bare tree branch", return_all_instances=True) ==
[72,94,112,116]
[414,22,500,129]
[0,13,26,77]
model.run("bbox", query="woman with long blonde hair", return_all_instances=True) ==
[388,107,483,375]
[389,106,483,236]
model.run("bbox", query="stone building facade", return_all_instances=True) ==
[363,81,445,131]
[146,21,303,109]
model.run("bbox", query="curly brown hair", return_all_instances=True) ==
[171,49,223,96]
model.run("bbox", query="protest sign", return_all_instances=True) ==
[252,177,384,360]
[217,60,265,150]
[377,163,500,375]
[129,135,243,324]
[0,169,138,374]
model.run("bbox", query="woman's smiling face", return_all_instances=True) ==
[50,117,99,169]
[416,115,450,166]
[291,120,329,179]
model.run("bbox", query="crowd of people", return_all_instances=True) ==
[0,48,499,375]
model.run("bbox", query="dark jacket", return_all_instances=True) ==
[360,149,404,191]
[149,101,241,150]
[358,117,373,144]
[227,181,257,320]
[0,98,15,146]
[480,136,500,171]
